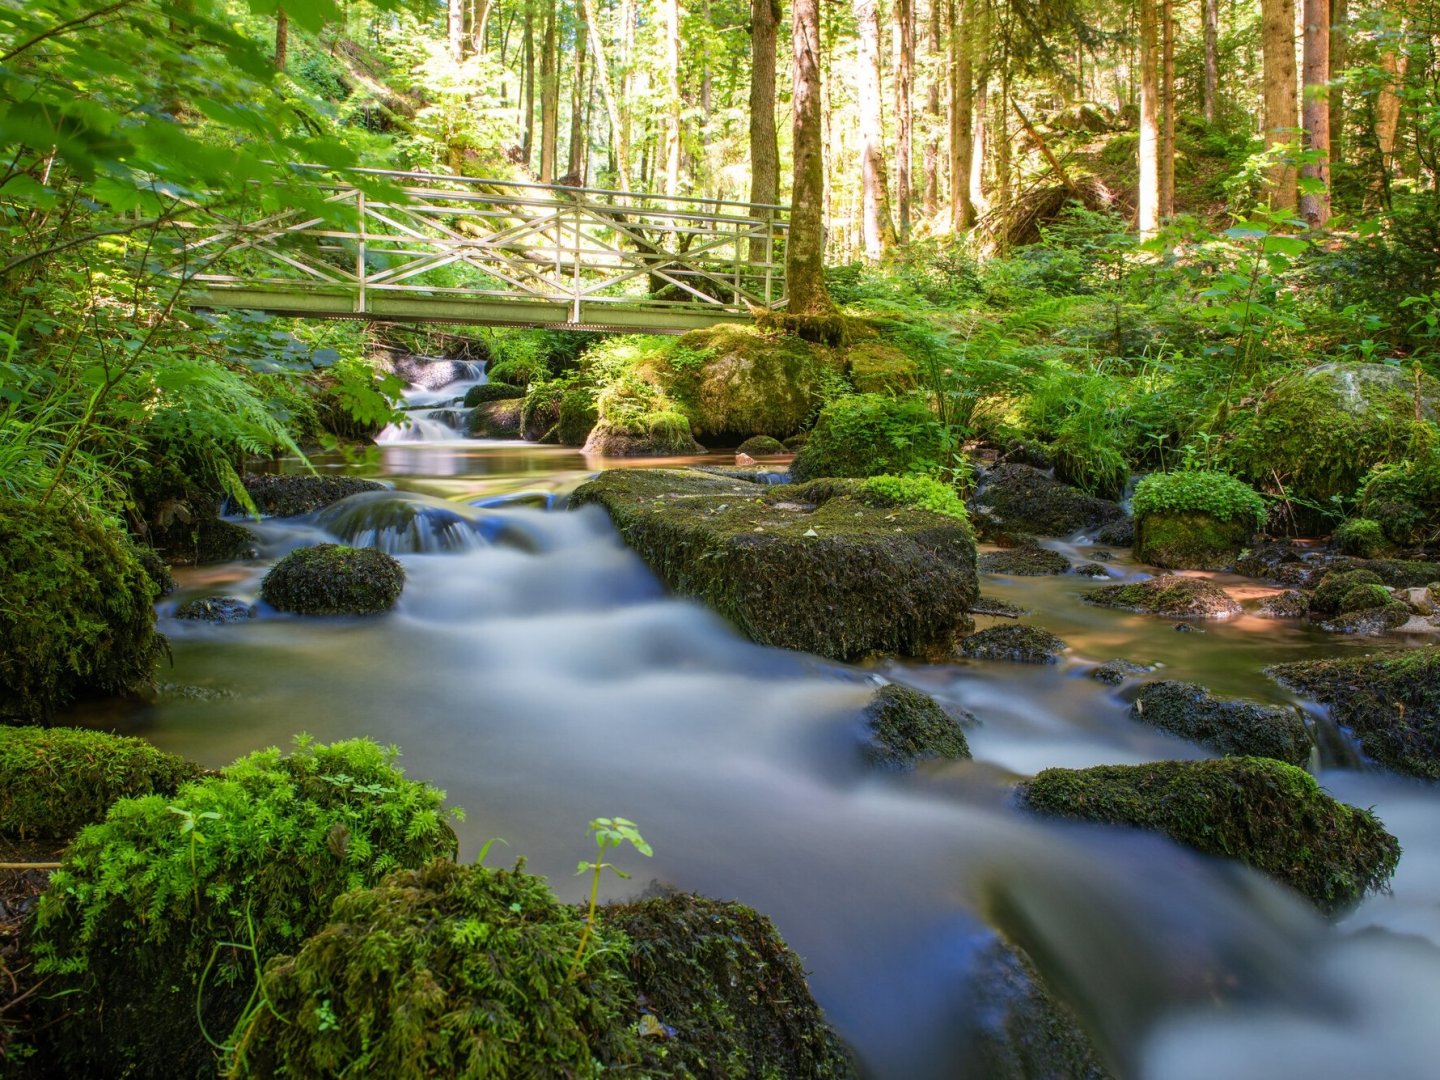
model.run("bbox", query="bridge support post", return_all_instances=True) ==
[355,189,367,315]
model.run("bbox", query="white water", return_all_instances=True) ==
[376,355,488,443]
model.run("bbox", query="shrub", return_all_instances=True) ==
[1333,517,1389,557]
[643,410,699,454]
[790,394,944,481]
[859,474,969,521]
[1131,470,1267,527]
[261,544,405,615]
[520,380,566,441]
[485,356,551,388]
[0,727,203,841]
[462,382,525,406]
[29,737,460,1078]
[0,496,164,721]
[556,385,599,445]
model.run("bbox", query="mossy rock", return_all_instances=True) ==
[240,474,387,518]
[0,727,203,841]
[1018,758,1401,915]
[979,545,1073,576]
[1311,568,1386,616]
[783,433,809,450]
[790,393,944,482]
[1135,511,1254,570]
[581,414,705,457]
[1236,543,1322,587]
[973,464,1127,538]
[462,381,525,406]
[570,469,978,661]
[1257,590,1309,619]
[1084,575,1241,619]
[556,385,599,445]
[1330,556,1440,588]
[843,340,920,394]
[486,356,551,387]
[1130,681,1313,765]
[261,544,405,615]
[1333,518,1390,558]
[174,596,255,624]
[1091,659,1152,685]
[1267,647,1440,779]
[1094,517,1135,547]
[658,324,836,438]
[961,624,1068,664]
[29,738,459,1079]
[862,684,972,768]
[736,434,788,456]
[1318,601,1411,635]
[467,397,524,438]
[0,497,165,721]
[520,381,565,441]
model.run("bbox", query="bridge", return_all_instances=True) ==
[174,169,789,333]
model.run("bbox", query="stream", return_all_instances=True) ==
[94,363,1440,1079]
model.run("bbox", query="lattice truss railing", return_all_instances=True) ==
[173,171,789,320]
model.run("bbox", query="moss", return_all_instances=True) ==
[1258,590,1310,619]
[1310,569,1386,616]
[973,464,1127,537]
[1134,512,1255,571]
[736,435,788,456]
[1339,582,1397,614]
[783,433,809,450]
[1267,647,1440,778]
[1334,518,1390,558]
[862,684,971,767]
[556,385,599,445]
[467,398,523,438]
[174,596,255,623]
[979,545,1073,575]
[570,468,977,660]
[1130,470,1267,527]
[1332,556,1440,588]
[645,410,702,454]
[1094,517,1135,546]
[261,544,405,615]
[1018,758,1401,915]
[961,624,1068,664]
[858,473,968,520]
[582,419,703,457]
[790,394,944,482]
[240,474,386,518]
[520,380,566,441]
[1318,602,1411,634]
[486,356,551,387]
[29,738,459,1078]
[843,340,920,394]
[462,381,525,406]
[1130,681,1313,765]
[0,727,203,841]
[0,497,164,721]
[1084,575,1241,619]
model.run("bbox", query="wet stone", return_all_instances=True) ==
[961,624,1068,664]
[174,596,255,624]
[1090,660,1152,685]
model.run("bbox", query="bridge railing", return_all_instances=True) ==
[173,170,789,329]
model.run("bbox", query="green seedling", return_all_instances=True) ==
[568,817,651,981]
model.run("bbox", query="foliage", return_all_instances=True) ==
[1333,518,1389,558]
[570,817,652,980]
[30,736,460,1078]
[790,394,944,482]
[261,543,405,615]
[1131,470,1267,527]
[858,474,969,521]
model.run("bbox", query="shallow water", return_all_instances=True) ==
[98,423,1440,1079]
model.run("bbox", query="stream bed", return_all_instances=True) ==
[94,432,1440,1079]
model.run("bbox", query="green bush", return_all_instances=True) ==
[1357,427,1440,543]
[520,379,566,441]
[1333,518,1389,557]
[486,356,551,388]
[556,385,600,445]
[0,727,203,840]
[859,474,969,521]
[0,496,164,721]
[790,394,944,482]
[1131,470,1267,527]
[462,382,525,406]
[261,544,405,615]
[29,737,460,1078]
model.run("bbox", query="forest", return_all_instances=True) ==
[2,0,1440,1077]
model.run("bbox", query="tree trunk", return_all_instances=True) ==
[856,0,896,260]
[664,0,683,196]
[521,4,535,166]
[471,0,492,54]
[583,0,633,189]
[1161,0,1175,218]
[1329,0,1346,168]
[567,1,589,180]
[923,0,941,219]
[788,0,834,314]
[749,0,780,256]
[895,0,914,239]
[1375,18,1408,174]
[1299,0,1330,226]
[1261,0,1299,210]
[1138,0,1160,237]
[539,0,559,182]
[1203,0,1218,123]
[951,0,975,229]
[449,0,465,61]
[275,8,288,70]
[970,77,987,220]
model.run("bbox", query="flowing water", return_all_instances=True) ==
[95,367,1440,1078]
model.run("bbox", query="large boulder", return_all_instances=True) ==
[1130,471,1265,570]
[1018,758,1401,915]
[790,393,945,482]
[862,684,972,768]
[1130,681,1313,765]
[261,544,405,615]
[581,412,705,456]
[972,464,1127,537]
[1266,647,1440,779]
[467,397,524,438]
[240,474,386,518]
[0,497,165,721]
[1083,575,1241,619]
[570,469,978,660]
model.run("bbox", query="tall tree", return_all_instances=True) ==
[856,0,896,259]
[663,0,683,195]
[449,0,465,61]
[567,0,590,179]
[471,0,493,54]
[1330,0,1347,168]
[895,0,915,238]
[1137,0,1160,237]
[275,7,288,70]
[748,0,780,254]
[539,0,559,182]
[1202,0,1218,123]
[521,2,536,165]
[923,0,942,218]
[583,0,633,189]
[1261,0,1298,210]
[1375,15,1408,182]
[1160,0,1175,218]
[1299,0,1330,226]
[788,0,835,314]
[950,0,975,229]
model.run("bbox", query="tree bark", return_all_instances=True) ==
[788,0,834,314]
[1202,0,1218,123]
[1161,0,1175,218]
[449,0,465,61]
[1138,0,1160,237]
[539,0,559,182]
[1329,0,1346,168]
[583,0,633,189]
[1375,17,1408,174]
[950,0,975,229]
[749,0,780,256]
[1299,0,1330,226]
[1261,0,1299,210]
[856,0,895,260]
[521,3,535,165]
[969,74,987,220]
[663,0,683,195]
[923,0,941,219]
[895,0,914,239]
[275,8,287,70]
[567,0,589,180]
[471,0,492,54]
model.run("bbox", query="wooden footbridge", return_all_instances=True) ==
[174,169,789,333]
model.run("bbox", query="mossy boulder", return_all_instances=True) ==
[1267,647,1440,779]
[240,474,386,518]
[581,412,705,456]
[486,355,551,387]
[658,324,835,438]
[1130,681,1312,765]
[29,739,459,1079]
[462,381,525,406]
[961,624,1068,664]
[1130,470,1266,570]
[1311,569,1387,616]
[1091,659,1153,685]
[261,544,405,615]
[843,340,920,394]
[0,727,203,841]
[790,393,945,482]
[979,545,1073,576]
[1258,590,1310,619]
[862,684,972,767]
[0,497,165,721]
[1018,758,1401,915]
[972,464,1128,538]
[174,595,255,623]
[467,397,523,438]
[736,434,788,456]
[1307,568,1411,632]
[520,380,565,441]
[1084,575,1241,619]
[570,468,978,660]
[1331,556,1440,588]
[1333,517,1390,558]
[557,385,600,445]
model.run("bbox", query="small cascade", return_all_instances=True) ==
[312,490,566,554]
[378,354,489,443]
